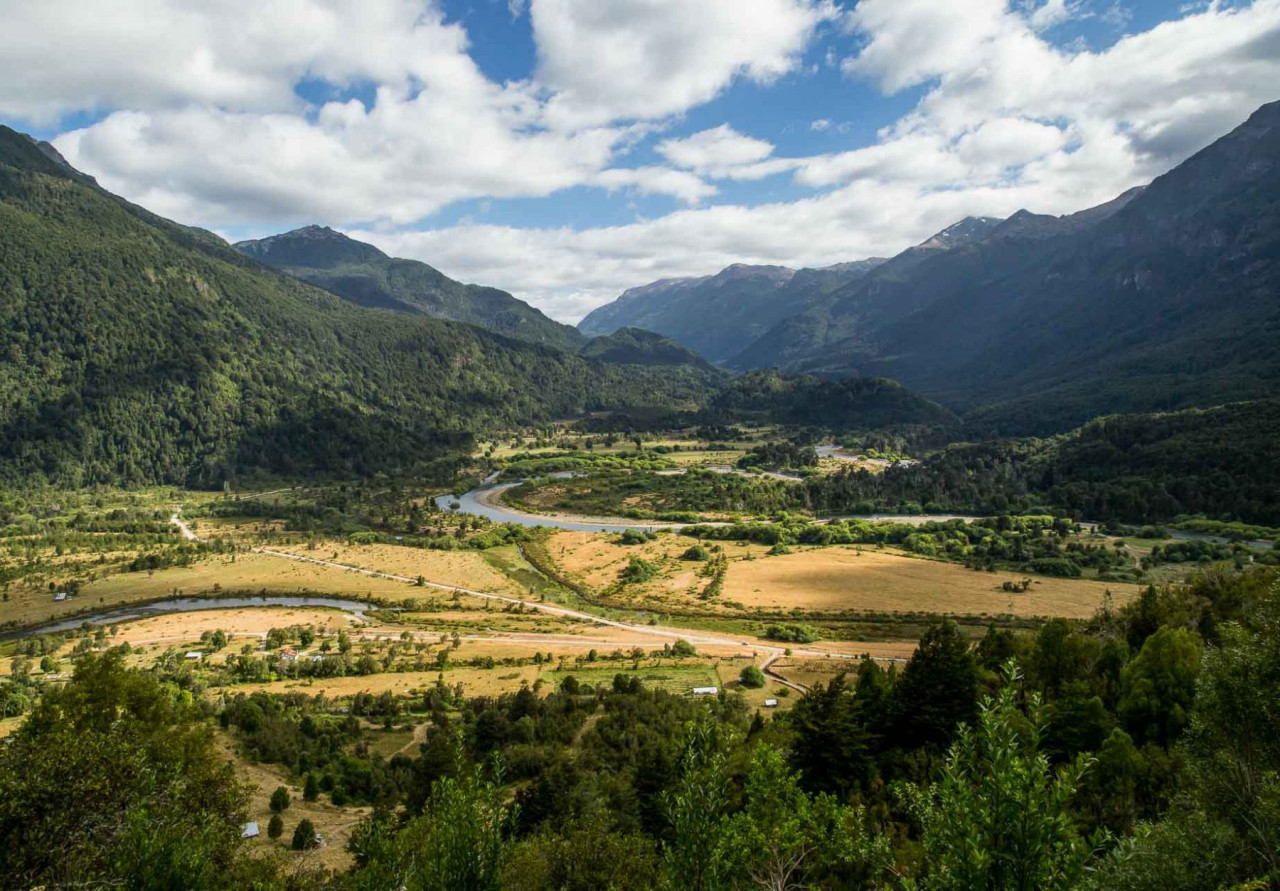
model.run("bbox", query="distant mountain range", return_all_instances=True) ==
[583,101,1280,433]
[235,226,585,352]
[578,259,883,364]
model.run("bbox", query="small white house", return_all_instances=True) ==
[241,821,259,839]
[763,699,779,708]
[691,686,719,696]
[184,651,203,661]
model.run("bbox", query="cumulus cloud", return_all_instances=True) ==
[3,0,1279,323]
[531,0,837,128]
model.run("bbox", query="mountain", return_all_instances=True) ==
[733,101,1280,434]
[708,370,956,430]
[578,328,717,369]
[731,217,1004,373]
[0,126,717,487]
[235,226,584,351]
[578,259,882,364]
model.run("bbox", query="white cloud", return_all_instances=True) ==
[4,0,1279,325]
[810,118,832,131]
[593,166,717,204]
[531,0,837,128]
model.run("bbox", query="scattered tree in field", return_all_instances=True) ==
[738,665,765,688]
[269,785,290,813]
[303,773,320,802]
[267,814,284,840]
[291,819,318,851]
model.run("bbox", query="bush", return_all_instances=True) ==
[763,623,820,644]
[291,818,317,851]
[618,529,655,545]
[620,556,660,584]
[269,785,290,813]
[739,665,766,688]
[680,545,710,561]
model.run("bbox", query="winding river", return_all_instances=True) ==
[435,480,979,531]
[6,595,378,639]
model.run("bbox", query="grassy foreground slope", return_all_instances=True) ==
[0,128,715,488]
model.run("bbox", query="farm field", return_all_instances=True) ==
[21,547,515,630]
[718,547,1136,618]
[542,531,1138,620]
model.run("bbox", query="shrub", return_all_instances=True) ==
[291,819,318,851]
[269,785,290,812]
[620,556,660,584]
[267,814,284,840]
[739,665,766,688]
[680,545,710,561]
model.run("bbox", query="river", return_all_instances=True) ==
[7,595,379,639]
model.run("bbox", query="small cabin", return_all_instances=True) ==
[184,651,202,661]
[279,646,299,661]
[241,822,259,839]
[763,699,779,708]
[691,686,719,696]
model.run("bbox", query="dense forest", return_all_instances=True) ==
[2,567,1277,889]
[0,128,717,489]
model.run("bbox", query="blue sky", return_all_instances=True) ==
[2,0,1277,320]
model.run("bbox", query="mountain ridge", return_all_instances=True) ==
[234,226,585,352]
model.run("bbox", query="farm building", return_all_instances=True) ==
[691,686,719,696]
[241,822,259,839]
[184,651,202,661]
[763,699,779,708]
[279,646,299,661]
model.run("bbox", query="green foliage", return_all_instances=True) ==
[1117,627,1201,746]
[904,664,1096,891]
[763,623,820,644]
[0,129,717,487]
[269,785,290,813]
[347,764,513,891]
[738,665,765,688]
[291,818,317,851]
[719,745,893,890]
[619,555,660,584]
[0,651,278,889]
[267,813,284,841]
[579,327,715,368]
[680,544,710,561]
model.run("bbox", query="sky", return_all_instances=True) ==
[2,0,1279,322]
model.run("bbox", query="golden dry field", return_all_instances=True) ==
[719,547,1137,619]
[544,531,1138,620]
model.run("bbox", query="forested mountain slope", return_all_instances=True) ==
[235,226,584,351]
[734,102,1280,434]
[578,259,882,364]
[0,127,715,488]
[578,327,717,369]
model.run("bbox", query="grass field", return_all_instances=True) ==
[543,531,1137,621]
[719,547,1138,619]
